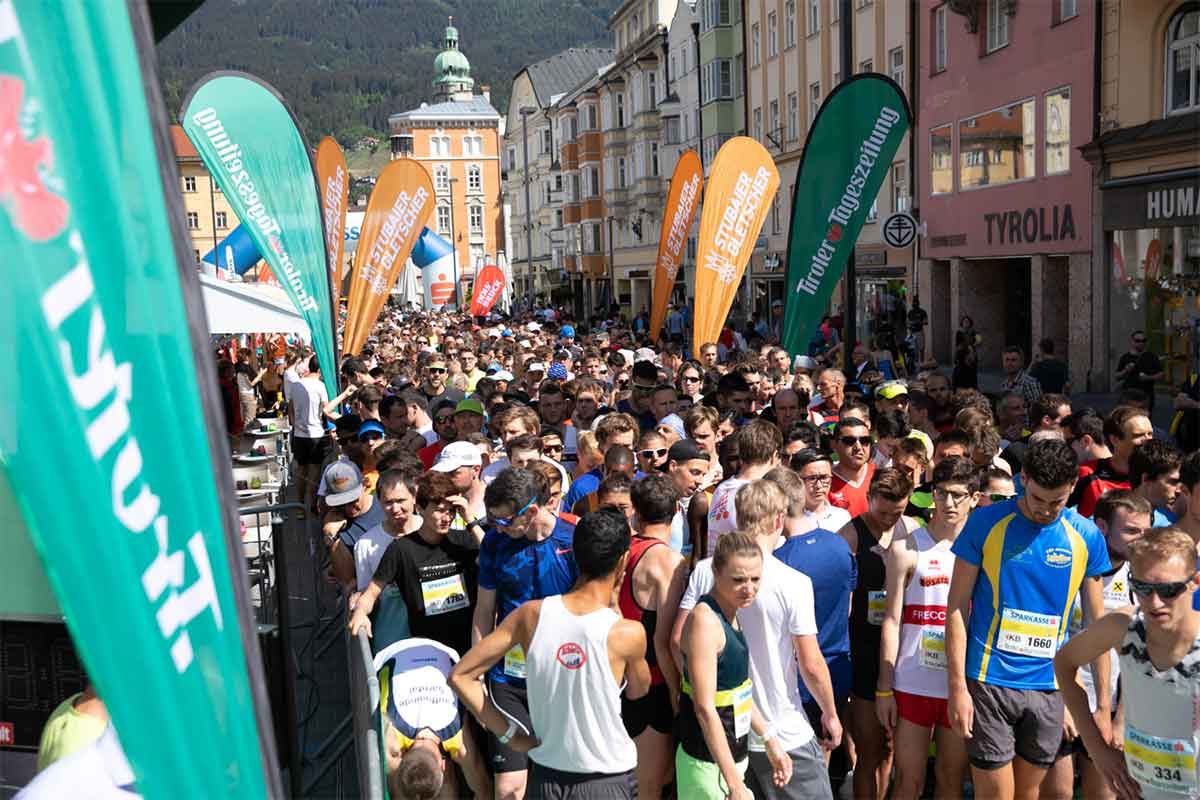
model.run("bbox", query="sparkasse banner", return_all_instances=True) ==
[182,72,338,395]
[781,74,911,355]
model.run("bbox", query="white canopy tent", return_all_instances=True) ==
[199,273,311,340]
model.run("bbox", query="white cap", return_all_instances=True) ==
[431,441,484,472]
[527,322,541,332]
[526,362,546,373]
[492,370,515,382]
[634,347,658,364]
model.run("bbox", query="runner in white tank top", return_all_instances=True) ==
[449,508,651,800]
[875,458,977,800]
[1054,527,1200,800]
[525,594,637,774]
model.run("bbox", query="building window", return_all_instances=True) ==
[462,135,483,156]
[751,22,760,67]
[186,212,199,230]
[702,59,734,103]
[1045,86,1071,175]
[468,164,482,192]
[435,164,450,192]
[768,100,779,145]
[437,205,451,235]
[986,0,1009,53]
[555,209,564,229]
[771,198,782,234]
[933,5,947,73]
[541,128,553,154]
[785,0,796,48]
[648,72,657,108]
[1053,0,1078,24]
[544,180,552,205]
[506,147,516,170]
[469,204,483,235]
[665,117,681,144]
[860,58,873,74]
[787,92,799,140]
[215,211,228,229]
[808,82,821,128]
[587,166,600,197]
[651,142,660,177]
[866,198,878,222]
[430,135,452,157]
[808,0,819,35]
[892,162,909,211]
[889,47,905,88]
[616,93,625,127]
[753,107,762,142]
[959,98,1035,190]
[767,12,778,58]
[618,157,627,188]
[1167,7,1200,115]
[183,175,196,193]
[587,105,599,130]
[392,135,414,157]
[701,0,732,32]
[930,124,952,194]
[571,173,581,201]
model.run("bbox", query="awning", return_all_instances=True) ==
[199,273,311,340]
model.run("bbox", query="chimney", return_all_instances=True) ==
[481,84,491,101]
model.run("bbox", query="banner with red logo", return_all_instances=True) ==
[650,149,702,343]
[343,158,434,354]
[469,263,506,316]
[316,136,349,308]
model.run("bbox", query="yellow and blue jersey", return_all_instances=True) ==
[952,499,1109,690]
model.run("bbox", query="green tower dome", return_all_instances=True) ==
[434,16,474,95]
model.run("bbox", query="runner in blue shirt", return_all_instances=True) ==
[473,467,578,800]
[946,439,1111,800]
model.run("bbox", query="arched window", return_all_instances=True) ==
[1166,5,1200,114]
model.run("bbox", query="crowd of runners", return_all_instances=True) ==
[24,303,1200,800]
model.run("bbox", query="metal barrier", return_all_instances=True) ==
[348,628,384,800]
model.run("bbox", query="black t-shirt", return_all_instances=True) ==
[906,307,928,332]
[1029,358,1070,394]
[421,386,466,406]
[1116,351,1162,396]
[372,533,478,655]
[337,497,385,549]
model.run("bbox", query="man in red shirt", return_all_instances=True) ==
[830,418,876,518]
[1069,405,1153,517]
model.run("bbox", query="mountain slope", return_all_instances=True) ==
[156,0,619,146]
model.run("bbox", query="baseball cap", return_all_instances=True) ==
[560,324,575,339]
[323,460,364,506]
[501,329,513,338]
[357,419,385,440]
[547,363,568,381]
[455,398,485,416]
[668,439,710,463]
[431,441,484,472]
[658,413,686,439]
[794,355,819,370]
[876,380,909,400]
[634,347,657,364]
[527,322,541,332]
[492,370,515,382]
[526,362,546,373]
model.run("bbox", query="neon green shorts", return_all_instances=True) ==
[675,746,749,799]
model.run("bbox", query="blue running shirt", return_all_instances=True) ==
[477,517,578,686]
[952,499,1109,690]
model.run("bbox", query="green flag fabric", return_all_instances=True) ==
[182,72,339,396]
[781,74,912,355]
[0,1,279,797]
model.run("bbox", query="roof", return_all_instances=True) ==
[1081,110,1199,160]
[522,48,615,108]
[390,94,501,124]
[170,124,198,159]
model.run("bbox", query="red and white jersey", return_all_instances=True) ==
[894,527,955,699]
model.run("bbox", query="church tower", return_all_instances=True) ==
[433,16,475,102]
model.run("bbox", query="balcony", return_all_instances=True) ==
[582,254,607,277]
[605,185,631,210]
[561,142,579,170]
[563,203,581,225]
[632,108,660,135]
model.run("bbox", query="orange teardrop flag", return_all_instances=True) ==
[649,149,703,344]
[343,159,434,354]
[692,138,779,356]
[470,263,506,317]
[316,137,349,309]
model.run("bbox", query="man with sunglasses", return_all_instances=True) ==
[1116,330,1164,413]
[946,439,1111,800]
[420,355,465,405]
[830,418,876,520]
[419,399,459,470]
[471,467,579,799]
[617,360,662,433]
[1055,527,1200,800]
[791,450,852,535]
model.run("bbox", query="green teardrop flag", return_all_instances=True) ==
[182,72,339,396]
[0,1,280,797]
[782,75,911,354]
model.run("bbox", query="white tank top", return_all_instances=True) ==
[1067,561,1131,712]
[1118,610,1200,800]
[525,595,637,774]
[894,527,954,698]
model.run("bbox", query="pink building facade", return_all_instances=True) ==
[916,0,1096,382]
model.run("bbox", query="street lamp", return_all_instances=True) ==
[519,105,537,305]
[448,176,460,308]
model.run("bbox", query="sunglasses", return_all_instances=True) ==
[488,496,536,528]
[359,432,385,443]
[543,443,564,453]
[839,435,872,447]
[988,493,1015,503]
[639,448,669,460]
[802,474,832,485]
[435,416,455,424]
[427,366,446,374]
[682,374,702,383]
[632,383,657,393]
[1132,338,1147,344]
[1131,578,1193,600]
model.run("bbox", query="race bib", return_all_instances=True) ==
[420,574,469,616]
[504,645,527,679]
[920,628,947,671]
[1125,724,1197,795]
[732,681,753,740]
[996,608,1060,659]
[867,591,887,626]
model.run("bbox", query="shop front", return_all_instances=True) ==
[1099,171,1200,391]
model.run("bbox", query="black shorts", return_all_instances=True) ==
[527,763,635,800]
[966,679,1064,770]
[487,679,533,774]
[292,434,330,466]
[850,636,881,701]
[621,682,673,738]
